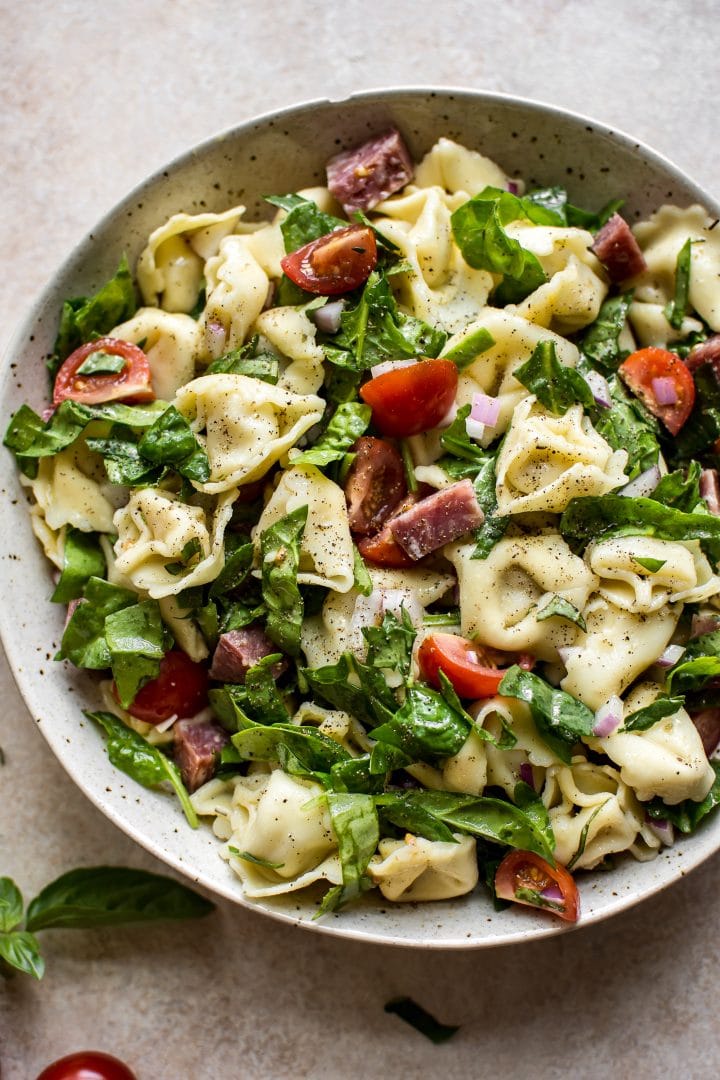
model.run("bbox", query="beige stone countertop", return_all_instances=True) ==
[2,2,720,1077]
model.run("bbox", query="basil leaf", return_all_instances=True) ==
[384,998,459,1044]
[592,373,660,481]
[317,793,379,914]
[580,293,633,373]
[57,577,137,669]
[104,600,170,707]
[293,403,371,467]
[362,607,416,679]
[50,529,107,604]
[523,187,622,232]
[514,340,595,415]
[0,931,44,980]
[25,866,212,931]
[52,255,136,369]
[0,878,23,932]
[259,505,307,657]
[441,326,495,371]
[646,761,720,833]
[621,695,684,732]
[86,711,197,828]
[664,238,693,330]
[265,193,345,252]
[370,685,470,764]
[469,447,508,559]
[536,594,587,631]
[450,187,547,303]
[560,493,720,563]
[498,666,595,763]
[244,654,290,724]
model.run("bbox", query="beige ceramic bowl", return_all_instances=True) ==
[1,88,718,947]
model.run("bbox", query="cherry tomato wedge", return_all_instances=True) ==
[418,632,529,699]
[36,1050,137,1080]
[618,347,695,436]
[357,525,415,568]
[495,850,580,923]
[53,337,154,407]
[119,650,209,724]
[359,357,458,437]
[281,224,377,295]
[345,436,407,535]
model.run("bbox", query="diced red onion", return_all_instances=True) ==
[465,417,486,442]
[619,465,661,498]
[470,392,501,427]
[370,358,418,379]
[41,405,55,422]
[651,376,678,406]
[312,299,346,334]
[592,695,623,737]
[507,180,520,195]
[519,762,535,789]
[691,614,720,639]
[540,883,564,901]
[205,318,227,358]
[438,401,458,429]
[645,814,675,846]
[656,644,686,668]
[583,369,612,409]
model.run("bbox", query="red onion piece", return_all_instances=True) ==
[519,762,535,789]
[507,180,520,195]
[465,417,486,442]
[656,644,685,668]
[691,613,720,639]
[593,695,623,737]
[312,299,346,334]
[651,376,678,405]
[583,369,612,408]
[619,465,661,498]
[541,883,564,901]
[370,357,418,379]
[645,815,675,846]
[470,392,501,427]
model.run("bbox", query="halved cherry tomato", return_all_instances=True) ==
[618,347,695,436]
[118,650,209,724]
[345,436,407,535]
[53,337,154,407]
[357,525,415,568]
[281,224,377,295]
[495,850,580,923]
[418,632,529,699]
[359,357,458,437]
[36,1050,137,1080]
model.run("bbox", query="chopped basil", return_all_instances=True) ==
[664,238,693,330]
[228,847,284,870]
[632,556,667,573]
[514,340,595,415]
[265,193,345,252]
[620,695,684,732]
[566,800,609,871]
[667,630,720,694]
[535,594,587,631]
[591,373,660,481]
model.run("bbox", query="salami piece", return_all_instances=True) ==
[326,128,414,214]
[591,213,647,282]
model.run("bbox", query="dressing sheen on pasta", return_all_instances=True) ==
[9,130,720,924]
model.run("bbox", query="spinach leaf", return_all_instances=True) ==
[651,461,703,513]
[50,529,107,604]
[438,403,489,472]
[0,931,44,980]
[621,695,684,732]
[329,754,384,795]
[205,336,279,382]
[317,793,379,914]
[228,848,285,870]
[441,326,495,371]
[265,193,345,251]
[362,607,416,679]
[498,666,594,763]
[324,271,446,371]
[632,556,666,573]
[245,654,290,724]
[672,361,720,460]
[301,653,378,729]
[57,577,137,669]
[259,505,307,656]
[370,685,470,765]
[76,351,125,376]
[85,427,161,487]
[352,545,373,596]
[104,600,171,708]
[51,255,137,370]
[231,723,349,776]
[664,238,693,331]
[560,493,720,563]
[668,630,720,694]
[579,292,633,373]
[535,594,587,631]
[25,866,213,931]
[136,405,210,484]
[209,540,254,599]
[514,340,595,415]
[450,187,547,303]
[523,186,623,232]
[384,998,459,1044]
[0,878,23,932]
[293,402,371,467]
[592,373,660,480]
[470,449,508,558]
[646,761,720,833]
[86,711,198,827]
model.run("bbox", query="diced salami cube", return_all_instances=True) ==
[686,335,720,374]
[345,436,407,535]
[174,718,229,792]
[326,128,414,214]
[591,213,647,282]
[701,468,720,515]
[389,479,484,560]
[209,627,286,684]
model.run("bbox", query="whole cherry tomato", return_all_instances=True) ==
[53,337,154,407]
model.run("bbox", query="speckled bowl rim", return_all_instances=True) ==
[1,86,718,949]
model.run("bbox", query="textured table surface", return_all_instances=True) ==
[2,2,719,1077]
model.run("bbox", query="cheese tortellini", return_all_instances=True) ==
[368,834,478,902]
[588,536,720,613]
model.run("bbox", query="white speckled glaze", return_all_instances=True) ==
[1,87,717,948]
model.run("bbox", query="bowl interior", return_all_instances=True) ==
[1,88,717,947]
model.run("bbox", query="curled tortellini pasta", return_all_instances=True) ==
[111,308,200,400]
[27,441,117,534]
[290,701,373,756]
[174,373,324,494]
[512,255,607,334]
[588,536,720,613]
[199,235,270,360]
[589,682,715,805]
[449,310,580,446]
[628,300,704,349]
[113,486,236,599]
[253,305,326,395]
[192,771,342,898]
[560,597,680,710]
[495,397,628,515]
[446,534,597,661]
[541,758,659,869]
[137,205,246,311]
[368,834,478,902]
[254,465,355,593]
[413,137,510,196]
[477,696,565,797]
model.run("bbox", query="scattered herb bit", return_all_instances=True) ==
[514,340,595,415]
[535,594,587,631]
[664,238,693,330]
[384,997,460,1044]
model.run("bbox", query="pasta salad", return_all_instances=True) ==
[7,127,720,923]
